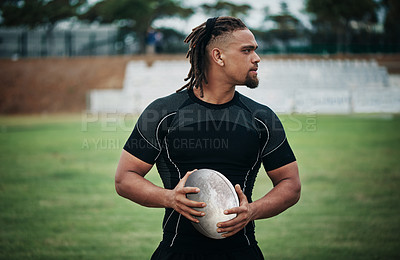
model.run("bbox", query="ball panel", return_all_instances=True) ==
[185,169,239,239]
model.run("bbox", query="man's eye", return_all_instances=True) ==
[243,49,251,53]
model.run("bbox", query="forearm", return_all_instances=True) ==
[115,169,205,223]
[249,178,301,220]
[115,171,172,208]
[216,178,300,238]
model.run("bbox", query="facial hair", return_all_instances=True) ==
[245,73,259,89]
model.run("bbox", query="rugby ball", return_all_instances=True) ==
[185,169,239,239]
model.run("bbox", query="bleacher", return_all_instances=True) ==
[89,59,400,114]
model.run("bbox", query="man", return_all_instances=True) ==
[115,17,301,259]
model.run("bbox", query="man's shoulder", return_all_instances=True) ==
[143,90,189,114]
[135,90,188,132]
[236,91,274,117]
[237,92,287,152]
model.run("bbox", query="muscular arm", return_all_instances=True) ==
[218,161,300,237]
[250,161,301,220]
[115,150,168,208]
[115,150,205,222]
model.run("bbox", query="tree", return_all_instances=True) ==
[156,27,187,53]
[200,1,252,18]
[266,2,304,53]
[381,0,400,52]
[80,0,193,53]
[305,0,379,53]
[0,0,87,56]
[1,0,87,28]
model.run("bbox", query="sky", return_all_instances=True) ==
[86,0,311,33]
[153,0,311,32]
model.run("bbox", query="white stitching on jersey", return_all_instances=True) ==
[254,117,287,158]
[136,126,160,151]
[170,213,181,247]
[254,117,269,156]
[242,152,260,246]
[164,137,182,247]
[243,152,260,193]
[164,138,181,179]
[244,226,251,245]
[155,112,177,161]
[262,137,287,158]
[163,209,175,230]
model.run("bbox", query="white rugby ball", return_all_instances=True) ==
[185,169,239,239]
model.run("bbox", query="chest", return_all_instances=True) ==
[164,115,261,169]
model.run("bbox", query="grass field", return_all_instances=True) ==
[0,113,399,259]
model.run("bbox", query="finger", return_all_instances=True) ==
[222,228,242,238]
[222,206,242,215]
[217,213,243,228]
[218,223,243,234]
[218,220,247,235]
[183,169,198,181]
[180,204,205,217]
[183,200,207,208]
[235,184,248,204]
[218,224,246,238]
[181,197,206,208]
[223,198,249,215]
[179,188,206,208]
[235,184,241,192]
[178,169,198,187]
[177,205,205,222]
[183,186,200,194]
[180,211,201,223]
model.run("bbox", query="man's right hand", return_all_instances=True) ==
[115,152,206,222]
[167,170,206,223]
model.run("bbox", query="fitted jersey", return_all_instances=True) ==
[124,88,296,253]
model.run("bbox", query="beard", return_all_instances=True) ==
[245,73,259,89]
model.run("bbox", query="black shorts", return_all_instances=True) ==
[150,242,264,260]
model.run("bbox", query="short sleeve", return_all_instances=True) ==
[262,139,296,171]
[255,110,296,172]
[123,99,166,164]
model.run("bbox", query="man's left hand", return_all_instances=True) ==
[216,184,254,238]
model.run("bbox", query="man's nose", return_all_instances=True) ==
[253,52,261,63]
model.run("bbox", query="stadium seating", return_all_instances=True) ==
[89,59,400,114]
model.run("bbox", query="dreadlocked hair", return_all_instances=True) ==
[176,16,247,97]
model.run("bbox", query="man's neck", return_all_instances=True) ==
[193,83,236,105]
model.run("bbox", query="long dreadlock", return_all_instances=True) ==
[176,16,247,97]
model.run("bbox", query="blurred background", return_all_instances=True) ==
[0,1,399,259]
[1,0,399,57]
[0,0,399,115]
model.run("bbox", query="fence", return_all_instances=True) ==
[2,26,398,58]
[0,26,141,58]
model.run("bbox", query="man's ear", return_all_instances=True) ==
[211,48,224,67]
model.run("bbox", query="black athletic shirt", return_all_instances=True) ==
[124,88,296,253]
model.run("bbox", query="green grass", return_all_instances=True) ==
[0,113,399,259]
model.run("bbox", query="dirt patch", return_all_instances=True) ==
[0,54,399,114]
[0,56,128,114]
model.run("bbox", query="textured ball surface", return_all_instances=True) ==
[185,169,239,239]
